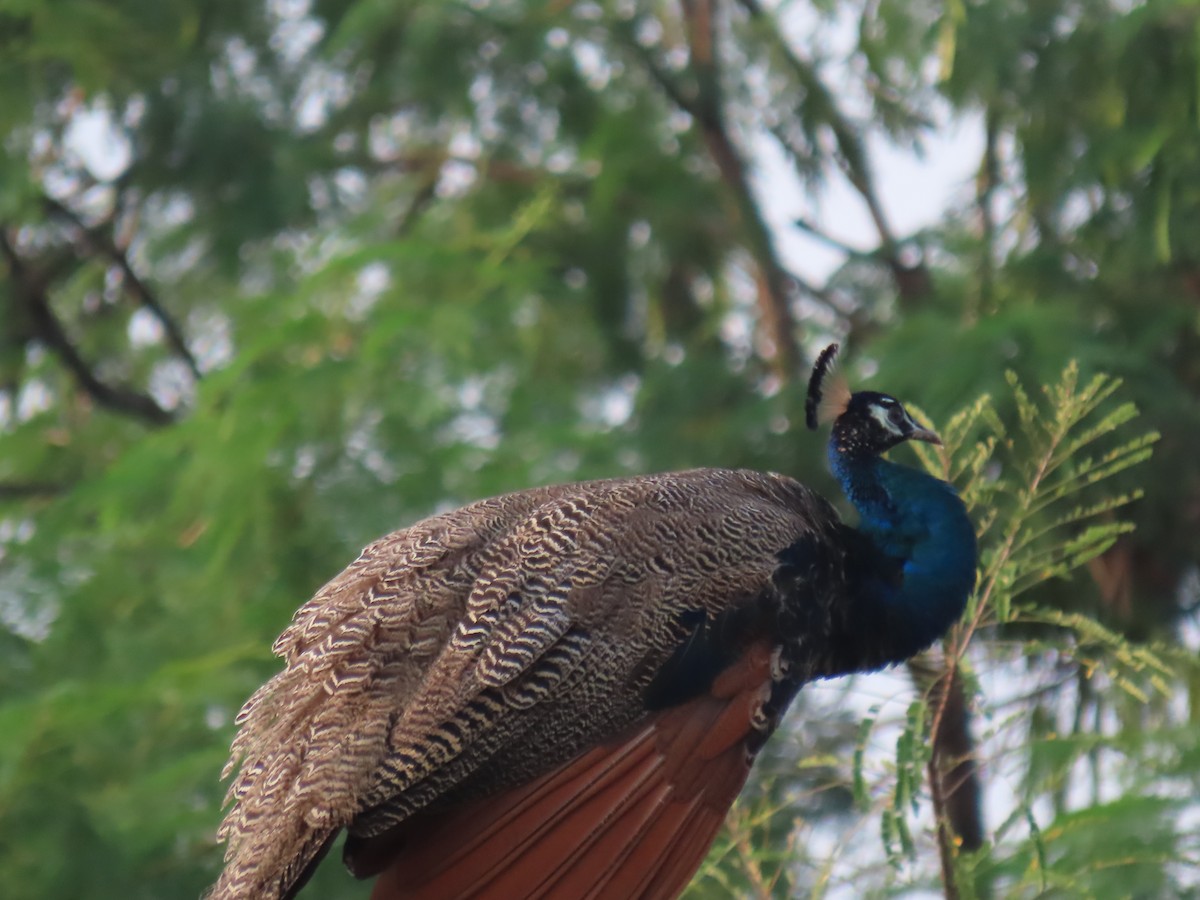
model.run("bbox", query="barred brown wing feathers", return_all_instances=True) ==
[214,488,565,900]
[359,641,779,900]
[352,471,831,837]
[213,469,836,900]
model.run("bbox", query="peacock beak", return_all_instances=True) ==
[906,420,942,445]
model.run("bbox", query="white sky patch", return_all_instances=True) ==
[205,704,229,730]
[16,380,52,421]
[443,411,501,450]
[582,375,640,430]
[190,310,234,374]
[333,167,368,205]
[1178,572,1200,651]
[295,67,353,132]
[573,39,614,91]
[291,445,317,480]
[0,560,57,642]
[64,107,132,182]
[346,412,399,482]
[438,129,482,197]
[348,262,391,320]
[149,358,196,410]
[128,307,165,347]
[753,114,985,283]
[268,0,323,67]
[720,306,755,361]
[747,1,986,282]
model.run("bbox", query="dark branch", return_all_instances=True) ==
[678,0,801,376]
[930,667,984,852]
[618,8,803,374]
[736,0,933,306]
[0,481,67,501]
[914,647,986,900]
[42,195,203,380]
[793,216,873,260]
[976,107,1001,316]
[396,172,441,237]
[0,228,174,426]
[624,38,701,120]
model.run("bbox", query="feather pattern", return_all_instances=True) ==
[361,642,777,900]
[212,344,977,900]
[805,342,851,428]
[211,469,842,900]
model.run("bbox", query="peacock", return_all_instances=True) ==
[210,343,977,900]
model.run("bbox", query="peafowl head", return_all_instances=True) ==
[805,343,941,459]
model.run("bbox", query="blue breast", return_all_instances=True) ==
[830,448,977,659]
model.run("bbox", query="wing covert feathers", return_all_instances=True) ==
[212,469,836,900]
[364,642,775,900]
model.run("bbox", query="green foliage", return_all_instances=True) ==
[918,364,1181,897]
[923,362,1160,629]
[691,365,1182,897]
[939,369,1188,896]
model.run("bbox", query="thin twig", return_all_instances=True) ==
[0,227,174,426]
[793,216,873,259]
[925,410,1076,893]
[736,0,932,305]
[42,195,202,380]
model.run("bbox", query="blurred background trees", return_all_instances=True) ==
[1,0,1197,897]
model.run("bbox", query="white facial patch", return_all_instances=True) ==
[869,402,904,435]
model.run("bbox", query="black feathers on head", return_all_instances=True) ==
[806,344,942,455]
[806,344,839,430]
[832,391,942,457]
[806,343,850,430]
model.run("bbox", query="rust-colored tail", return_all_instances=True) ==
[357,644,775,899]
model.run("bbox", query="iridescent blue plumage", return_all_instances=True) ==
[831,450,977,662]
[809,346,977,667]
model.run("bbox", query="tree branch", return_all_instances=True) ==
[915,644,986,900]
[931,664,984,842]
[975,107,1001,317]
[42,195,203,380]
[736,0,932,305]
[621,7,802,374]
[626,36,701,119]
[793,216,874,260]
[0,227,174,426]
[0,481,67,501]
[678,0,801,376]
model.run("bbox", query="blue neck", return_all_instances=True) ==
[829,444,977,666]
